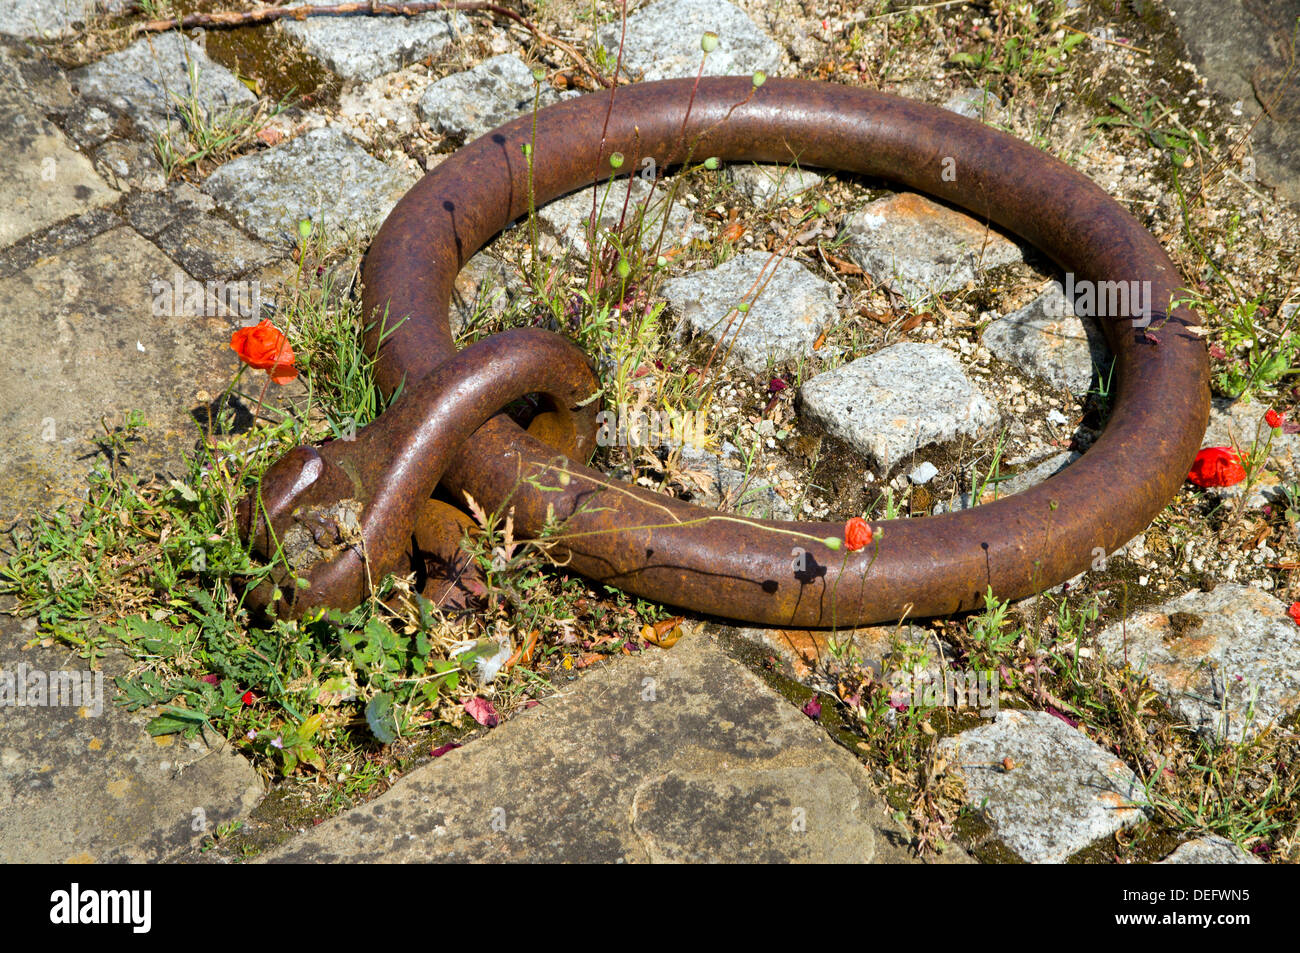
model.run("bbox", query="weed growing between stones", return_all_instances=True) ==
[507,40,784,490]
[0,219,670,836]
[809,586,1300,861]
[7,0,1299,861]
[153,56,294,179]
[420,0,1300,859]
[947,0,1087,90]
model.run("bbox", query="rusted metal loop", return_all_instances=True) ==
[335,77,1209,627]
[238,327,599,618]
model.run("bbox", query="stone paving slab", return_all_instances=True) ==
[202,126,415,245]
[153,215,280,282]
[983,281,1109,395]
[663,250,841,372]
[418,53,558,145]
[0,40,119,248]
[71,32,256,136]
[1158,834,1263,864]
[0,611,264,862]
[282,4,468,82]
[92,138,166,194]
[799,342,999,472]
[940,709,1148,863]
[1165,0,1300,203]
[0,34,76,111]
[843,192,1023,302]
[125,182,216,238]
[0,227,243,527]
[1095,583,1300,742]
[0,205,122,282]
[62,99,121,150]
[262,633,968,863]
[0,0,129,39]
[596,0,784,83]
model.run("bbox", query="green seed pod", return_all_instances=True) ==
[703,156,720,170]
[752,70,767,87]
[521,142,533,157]
[532,67,546,83]
[297,219,313,239]
[701,31,719,53]
[616,257,631,279]
[823,537,842,551]
[609,151,625,169]
[815,199,831,216]
[736,302,750,313]
[656,256,668,268]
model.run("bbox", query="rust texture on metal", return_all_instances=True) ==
[237,327,599,618]
[241,77,1209,626]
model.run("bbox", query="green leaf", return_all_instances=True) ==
[146,704,208,736]
[297,713,324,743]
[365,693,398,744]
[107,615,174,645]
[1107,94,1135,116]
[167,478,199,503]
[414,629,431,664]
[296,745,324,772]
[114,673,171,712]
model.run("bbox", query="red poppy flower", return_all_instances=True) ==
[230,319,297,384]
[241,690,255,705]
[844,516,873,551]
[1266,409,1284,429]
[1186,447,1246,488]
[1288,603,1300,626]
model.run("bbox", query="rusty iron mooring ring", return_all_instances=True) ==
[246,77,1209,627]
[238,327,600,619]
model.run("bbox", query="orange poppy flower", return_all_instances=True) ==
[844,516,873,552]
[230,319,297,384]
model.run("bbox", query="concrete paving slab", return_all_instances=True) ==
[261,634,969,863]
[0,227,245,527]
[0,610,263,863]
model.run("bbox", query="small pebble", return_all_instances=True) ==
[909,462,938,485]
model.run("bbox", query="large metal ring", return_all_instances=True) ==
[346,77,1209,627]
[238,327,599,618]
